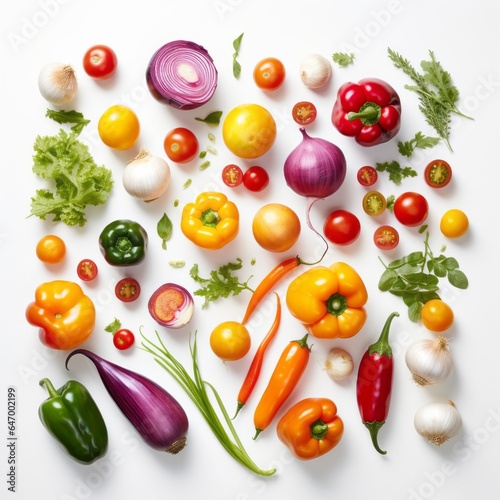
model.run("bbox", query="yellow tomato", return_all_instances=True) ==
[98,105,140,150]
[440,209,469,238]
[421,299,454,332]
[222,103,276,159]
[209,321,251,361]
[252,203,301,252]
[36,235,66,264]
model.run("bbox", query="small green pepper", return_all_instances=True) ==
[98,219,148,266]
[38,378,108,464]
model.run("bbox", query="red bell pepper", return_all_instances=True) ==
[332,78,401,147]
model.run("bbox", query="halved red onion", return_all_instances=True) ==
[148,283,194,329]
[146,40,218,110]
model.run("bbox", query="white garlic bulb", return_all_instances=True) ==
[38,62,78,106]
[299,53,332,89]
[414,400,462,446]
[405,336,453,386]
[324,347,353,381]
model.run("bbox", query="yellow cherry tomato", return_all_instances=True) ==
[252,203,301,252]
[421,299,454,332]
[209,321,251,361]
[36,235,66,264]
[222,103,277,159]
[440,209,469,238]
[98,105,140,150]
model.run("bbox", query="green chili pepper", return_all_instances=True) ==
[98,219,148,266]
[38,378,108,464]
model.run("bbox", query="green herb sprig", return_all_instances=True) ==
[375,160,417,185]
[156,213,173,250]
[378,231,468,321]
[397,132,441,158]
[332,52,355,67]
[232,32,244,78]
[189,259,254,308]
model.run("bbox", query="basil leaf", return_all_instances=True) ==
[195,111,223,125]
[157,213,173,250]
[408,302,423,322]
[378,269,398,291]
[447,270,469,289]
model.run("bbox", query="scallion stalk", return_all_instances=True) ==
[140,330,276,477]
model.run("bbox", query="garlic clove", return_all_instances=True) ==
[324,347,353,381]
[414,400,462,446]
[299,53,332,89]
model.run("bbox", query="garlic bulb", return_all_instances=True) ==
[414,400,462,446]
[300,53,332,89]
[38,62,78,106]
[405,336,453,386]
[123,149,171,202]
[324,347,353,381]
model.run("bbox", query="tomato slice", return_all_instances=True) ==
[373,225,399,250]
[222,164,243,187]
[292,101,317,125]
[362,191,387,216]
[115,278,141,302]
[424,159,452,188]
[357,166,378,186]
[77,259,98,281]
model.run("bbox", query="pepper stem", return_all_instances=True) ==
[326,293,348,317]
[369,311,399,358]
[200,208,221,228]
[115,236,133,253]
[232,401,244,420]
[310,419,329,440]
[39,378,59,398]
[364,421,387,455]
[347,101,382,126]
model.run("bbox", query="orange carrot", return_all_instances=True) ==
[241,257,301,325]
[233,294,281,419]
[253,333,311,439]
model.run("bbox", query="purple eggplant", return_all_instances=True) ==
[66,349,188,454]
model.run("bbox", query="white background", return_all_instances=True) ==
[2,1,500,499]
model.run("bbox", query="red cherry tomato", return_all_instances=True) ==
[163,127,199,163]
[115,278,141,302]
[253,57,286,91]
[113,329,135,350]
[291,101,317,125]
[82,45,117,80]
[394,192,429,227]
[243,166,269,192]
[323,209,361,246]
[222,164,243,187]
[424,159,452,188]
[373,225,399,250]
[77,259,98,281]
[357,166,378,186]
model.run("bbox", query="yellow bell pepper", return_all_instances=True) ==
[180,192,239,250]
[286,262,368,339]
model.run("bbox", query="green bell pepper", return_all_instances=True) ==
[38,378,108,464]
[98,219,148,266]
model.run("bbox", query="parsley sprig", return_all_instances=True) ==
[375,160,417,185]
[189,259,254,309]
[387,48,473,151]
[378,232,468,322]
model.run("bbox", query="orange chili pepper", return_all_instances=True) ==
[276,397,344,460]
[233,294,281,419]
[253,334,311,439]
[241,257,301,325]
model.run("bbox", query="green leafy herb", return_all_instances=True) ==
[387,48,473,151]
[378,232,468,321]
[30,112,113,227]
[104,318,121,334]
[140,330,276,476]
[332,52,355,67]
[45,109,90,135]
[189,259,254,309]
[386,194,395,212]
[157,212,173,250]
[397,132,441,158]
[232,32,244,78]
[375,160,417,185]
[195,111,223,126]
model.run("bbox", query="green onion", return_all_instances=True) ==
[140,331,276,477]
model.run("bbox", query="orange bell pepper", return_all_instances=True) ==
[26,280,96,350]
[285,262,368,339]
[277,398,344,460]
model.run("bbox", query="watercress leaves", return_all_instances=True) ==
[232,32,244,78]
[378,233,468,322]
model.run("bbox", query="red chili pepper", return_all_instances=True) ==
[332,78,401,147]
[241,257,301,325]
[233,294,281,418]
[356,311,399,454]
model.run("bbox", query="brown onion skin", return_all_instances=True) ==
[66,349,188,454]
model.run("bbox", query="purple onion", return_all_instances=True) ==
[284,127,346,199]
[146,40,218,110]
[66,349,189,454]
